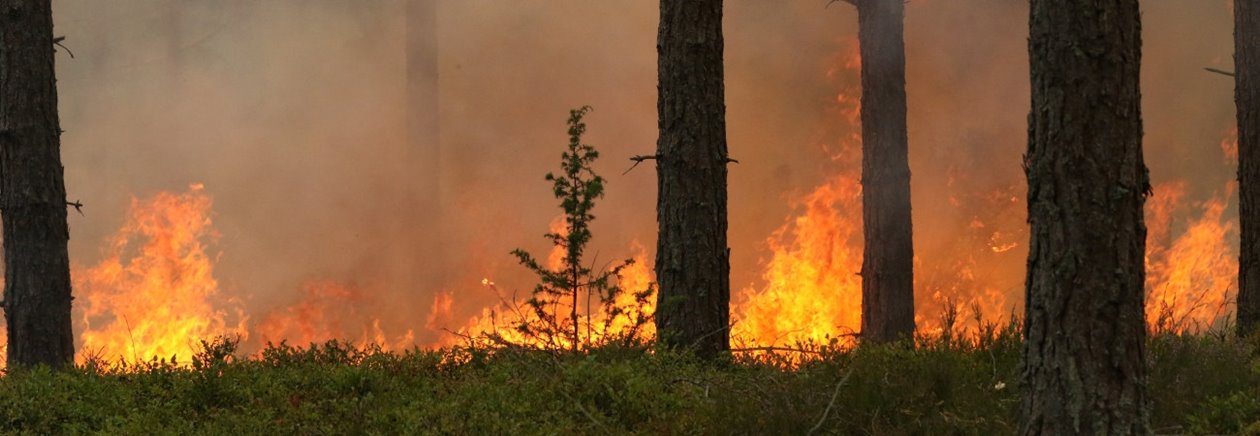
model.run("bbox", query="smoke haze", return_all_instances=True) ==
[43,1,1236,348]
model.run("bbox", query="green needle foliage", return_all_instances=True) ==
[504,106,652,352]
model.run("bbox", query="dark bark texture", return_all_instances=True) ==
[855,0,915,344]
[654,0,731,359]
[1237,0,1260,337]
[0,0,76,368]
[1021,1,1149,434]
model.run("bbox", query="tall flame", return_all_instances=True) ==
[75,185,246,363]
[1144,183,1239,332]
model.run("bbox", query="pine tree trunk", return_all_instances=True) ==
[1237,0,1260,337]
[0,0,76,368]
[1020,1,1149,433]
[856,0,915,344]
[654,0,731,359]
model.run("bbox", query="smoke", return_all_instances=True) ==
[45,0,1237,348]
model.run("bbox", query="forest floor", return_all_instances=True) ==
[0,325,1256,434]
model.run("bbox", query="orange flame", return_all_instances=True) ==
[75,185,247,363]
[437,240,655,350]
[255,280,414,350]
[732,174,864,346]
[0,42,1247,368]
[1145,181,1238,332]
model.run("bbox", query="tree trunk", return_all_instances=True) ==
[654,0,731,359]
[0,0,76,368]
[1021,0,1149,433]
[855,0,915,344]
[1237,0,1260,337]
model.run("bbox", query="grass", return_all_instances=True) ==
[0,327,1256,434]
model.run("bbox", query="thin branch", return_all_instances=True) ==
[1205,67,1236,77]
[826,0,857,7]
[808,368,855,435]
[53,36,75,59]
[66,200,84,215]
[726,157,740,164]
[623,154,659,175]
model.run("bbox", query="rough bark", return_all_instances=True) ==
[1020,1,1150,433]
[855,0,915,344]
[0,0,76,368]
[654,0,731,359]
[1237,0,1260,337]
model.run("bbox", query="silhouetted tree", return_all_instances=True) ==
[1021,0,1150,433]
[0,0,76,368]
[653,0,731,359]
[841,0,916,343]
[1237,0,1260,337]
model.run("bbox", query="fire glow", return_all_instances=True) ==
[0,45,1241,366]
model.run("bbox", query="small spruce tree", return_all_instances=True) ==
[507,106,652,352]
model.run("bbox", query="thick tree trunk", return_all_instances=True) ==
[0,0,76,368]
[1237,0,1260,337]
[1020,1,1149,433]
[855,0,915,344]
[654,0,731,359]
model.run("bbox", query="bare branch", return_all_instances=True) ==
[808,368,855,435]
[52,36,75,59]
[66,200,84,215]
[623,154,659,175]
[1205,67,1236,77]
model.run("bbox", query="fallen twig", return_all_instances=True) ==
[808,368,855,435]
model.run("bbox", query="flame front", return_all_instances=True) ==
[0,40,1247,368]
[1144,183,1239,332]
[436,234,656,350]
[75,185,246,363]
[256,281,414,350]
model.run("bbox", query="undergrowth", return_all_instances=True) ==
[0,328,1256,434]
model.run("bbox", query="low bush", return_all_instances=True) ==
[0,329,1254,434]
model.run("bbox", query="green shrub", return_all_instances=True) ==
[0,331,1254,434]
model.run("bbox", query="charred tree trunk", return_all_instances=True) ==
[0,0,76,368]
[654,0,731,359]
[855,0,915,344]
[1237,0,1260,337]
[1020,0,1149,433]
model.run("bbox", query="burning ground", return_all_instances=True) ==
[0,1,1243,364]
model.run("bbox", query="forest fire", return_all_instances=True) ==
[255,281,415,351]
[1144,169,1240,331]
[74,185,247,363]
[433,232,655,350]
[0,36,1243,368]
